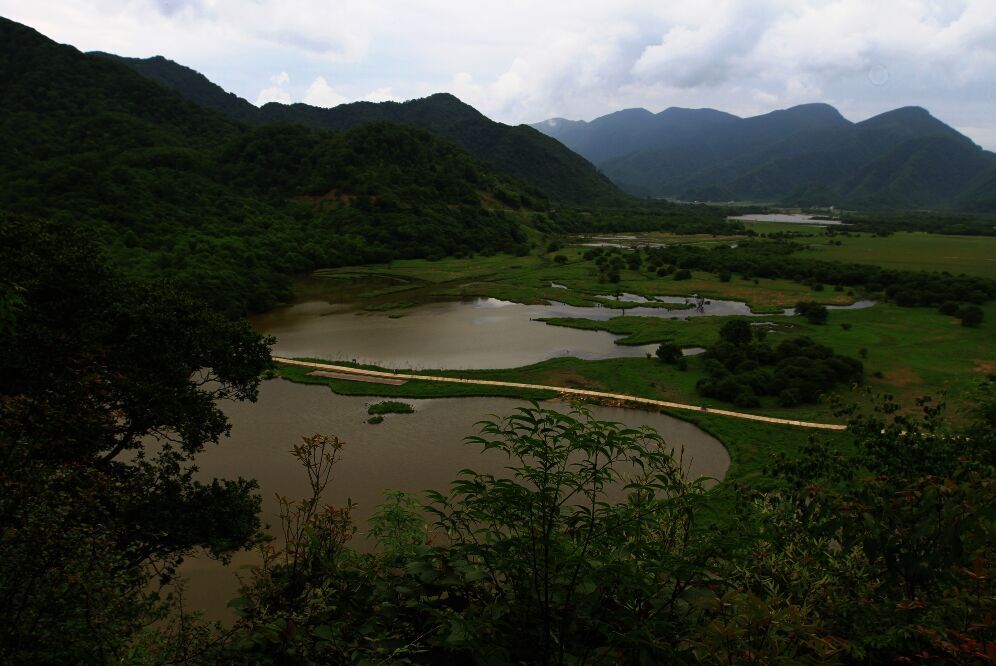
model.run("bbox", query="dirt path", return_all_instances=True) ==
[273,357,848,431]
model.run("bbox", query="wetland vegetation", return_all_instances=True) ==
[2,15,994,664]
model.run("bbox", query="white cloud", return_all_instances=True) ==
[255,71,292,105]
[361,87,395,103]
[302,76,348,107]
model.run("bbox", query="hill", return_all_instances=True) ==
[533,104,996,210]
[96,54,625,205]
[0,18,546,314]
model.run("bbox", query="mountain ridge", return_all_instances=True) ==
[94,53,625,205]
[532,103,996,210]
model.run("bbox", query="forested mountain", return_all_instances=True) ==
[96,53,625,205]
[0,18,546,313]
[533,104,996,211]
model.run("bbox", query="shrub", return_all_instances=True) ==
[958,304,984,327]
[794,300,828,325]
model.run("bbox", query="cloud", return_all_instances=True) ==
[255,71,292,105]
[3,0,996,148]
[302,76,348,107]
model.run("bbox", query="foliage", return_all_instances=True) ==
[723,388,996,661]
[795,300,829,324]
[640,240,996,308]
[0,218,270,658]
[655,340,683,364]
[0,19,542,315]
[367,400,416,415]
[227,405,716,663]
[958,304,984,327]
[697,329,863,408]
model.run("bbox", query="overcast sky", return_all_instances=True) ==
[4,0,995,149]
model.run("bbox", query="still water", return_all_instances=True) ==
[728,213,842,225]
[251,296,773,369]
[180,380,730,620]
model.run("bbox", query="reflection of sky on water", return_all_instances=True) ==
[252,296,876,371]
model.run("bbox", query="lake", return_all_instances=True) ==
[251,295,784,369]
[180,379,729,620]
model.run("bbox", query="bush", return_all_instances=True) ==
[673,269,692,280]
[958,304,984,327]
[938,301,960,316]
[719,320,753,346]
[553,254,568,265]
[794,300,828,325]
[655,342,683,364]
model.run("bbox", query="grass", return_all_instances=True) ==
[270,230,994,515]
[797,232,996,279]
[539,302,996,419]
[367,400,415,415]
[309,245,856,313]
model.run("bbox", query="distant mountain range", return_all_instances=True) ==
[93,53,624,205]
[533,105,996,211]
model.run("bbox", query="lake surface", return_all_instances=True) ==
[728,213,843,225]
[180,380,729,620]
[251,296,778,369]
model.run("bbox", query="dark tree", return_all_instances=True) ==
[795,300,829,324]
[655,341,683,364]
[958,304,984,327]
[719,319,753,346]
[0,218,273,660]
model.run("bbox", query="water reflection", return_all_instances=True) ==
[180,380,729,620]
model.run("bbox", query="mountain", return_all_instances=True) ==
[533,104,996,210]
[95,54,625,205]
[92,52,259,122]
[0,17,547,313]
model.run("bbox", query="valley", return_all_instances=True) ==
[1,12,994,664]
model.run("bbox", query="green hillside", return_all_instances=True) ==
[97,54,626,205]
[0,18,544,314]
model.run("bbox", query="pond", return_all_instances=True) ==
[179,380,729,620]
[728,213,843,225]
[250,295,811,370]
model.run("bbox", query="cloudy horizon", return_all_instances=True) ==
[4,0,995,150]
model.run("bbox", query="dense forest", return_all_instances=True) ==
[96,52,626,206]
[0,19,560,314]
[1,18,743,315]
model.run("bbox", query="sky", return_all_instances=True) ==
[4,0,996,150]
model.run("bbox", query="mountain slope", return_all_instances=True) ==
[0,18,544,313]
[93,52,258,122]
[96,55,625,205]
[534,104,996,210]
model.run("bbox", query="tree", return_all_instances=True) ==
[718,319,753,346]
[231,406,714,663]
[656,340,683,363]
[958,304,984,327]
[0,218,272,660]
[794,300,828,324]
[735,389,996,662]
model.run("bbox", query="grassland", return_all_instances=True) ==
[273,229,994,501]
[797,232,996,279]
[309,242,855,313]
